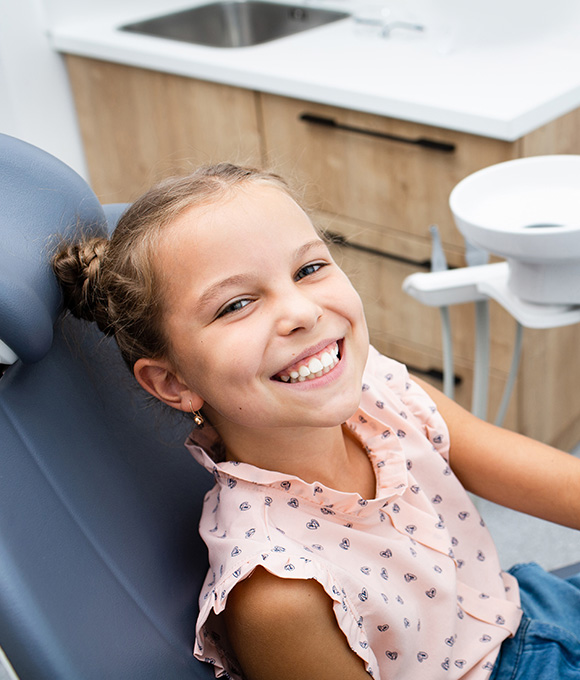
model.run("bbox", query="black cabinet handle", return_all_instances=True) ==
[299,113,455,153]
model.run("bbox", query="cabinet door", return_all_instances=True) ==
[66,57,263,202]
[260,94,517,253]
[517,323,580,450]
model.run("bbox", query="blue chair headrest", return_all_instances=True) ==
[0,134,108,363]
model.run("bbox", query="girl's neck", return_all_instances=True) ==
[217,421,377,499]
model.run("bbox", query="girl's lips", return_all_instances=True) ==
[273,340,342,383]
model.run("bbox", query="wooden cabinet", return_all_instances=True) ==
[65,55,580,448]
[66,56,263,202]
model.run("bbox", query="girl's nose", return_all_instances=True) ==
[275,288,324,336]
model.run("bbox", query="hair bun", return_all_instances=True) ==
[52,237,112,334]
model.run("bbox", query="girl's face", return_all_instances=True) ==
[146,183,369,436]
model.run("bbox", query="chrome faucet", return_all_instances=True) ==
[353,17,424,38]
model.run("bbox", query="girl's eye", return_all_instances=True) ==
[295,262,327,281]
[216,298,252,318]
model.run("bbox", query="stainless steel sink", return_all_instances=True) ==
[120,1,350,48]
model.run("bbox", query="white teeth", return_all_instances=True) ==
[277,342,341,383]
[320,352,333,368]
[308,357,323,373]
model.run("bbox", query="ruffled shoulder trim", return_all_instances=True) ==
[194,551,379,679]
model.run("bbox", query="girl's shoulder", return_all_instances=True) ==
[224,566,371,680]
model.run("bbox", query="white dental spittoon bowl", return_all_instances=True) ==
[450,155,580,305]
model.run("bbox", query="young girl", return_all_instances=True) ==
[53,164,580,680]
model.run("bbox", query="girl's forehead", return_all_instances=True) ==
[156,184,323,291]
[167,183,316,246]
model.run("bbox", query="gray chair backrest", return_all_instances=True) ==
[0,134,214,679]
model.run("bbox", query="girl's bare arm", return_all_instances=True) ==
[224,567,371,680]
[416,377,580,530]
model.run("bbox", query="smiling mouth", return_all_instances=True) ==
[273,341,341,383]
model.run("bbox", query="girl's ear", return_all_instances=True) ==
[133,357,203,413]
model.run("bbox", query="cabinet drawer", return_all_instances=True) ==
[261,93,516,253]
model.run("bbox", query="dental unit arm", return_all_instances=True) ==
[405,155,580,427]
[403,259,580,426]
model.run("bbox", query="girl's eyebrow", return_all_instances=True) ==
[294,238,328,260]
[196,238,327,311]
[196,274,251,312]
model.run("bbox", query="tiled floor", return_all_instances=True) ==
[478,496,580,572]
[478,445,580,572]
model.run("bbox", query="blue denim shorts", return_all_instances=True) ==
[490,563,580,680]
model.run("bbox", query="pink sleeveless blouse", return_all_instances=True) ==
[187,346,522,679]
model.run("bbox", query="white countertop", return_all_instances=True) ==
[49,0,580,140]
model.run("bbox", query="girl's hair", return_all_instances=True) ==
[52,163,294,370]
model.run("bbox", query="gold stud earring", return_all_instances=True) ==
[189,401,204,427]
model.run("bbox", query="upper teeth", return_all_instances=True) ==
[279,344,339,383]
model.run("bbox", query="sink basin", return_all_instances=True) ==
[120,1,350,48]
[450,155,580,304]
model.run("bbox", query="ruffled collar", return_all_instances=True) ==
[185,405,409,512]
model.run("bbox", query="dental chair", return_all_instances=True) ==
[0,134,215,679]
[2,134,578,680]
